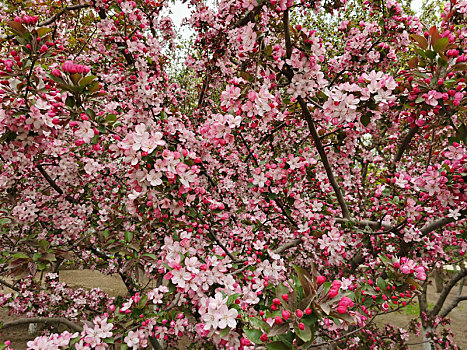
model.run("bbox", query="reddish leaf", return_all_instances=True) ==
[410,34,428,50]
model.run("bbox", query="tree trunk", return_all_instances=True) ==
[433,268,444,293]
[422,326,433,350]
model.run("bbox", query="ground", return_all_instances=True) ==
[0,271,465,349]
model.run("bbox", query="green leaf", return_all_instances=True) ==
[293,265,314,298]
[244,329,263,344]
[0,218,12,225]
[48,74,67,86]
[89,81,100,94]
[294,323,312,342]
[376,277,386,290]
[125,231,133,243]
[136,295,148,308]
[79,75,97,87]
[39,239,50,251]
[36,27,52,37]
[276,283,290,300]
[266,341,290,350]
[360,113,371,127]
[106,113,117,123]
[103,337,114,344]
[219,327,230,338]
[65,96,75,108]
[268,323,289,337]
[250,317,270,331]
[426,50,436,60]
[227,293,241,306]
[86,108,95,118]
[433,37,449,53]
[264,45,273,56]
[379,254,391,266]
[11,252,29,259]
[456,123,467,143]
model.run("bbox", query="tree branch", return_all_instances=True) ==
[440,295,467,318]
[297,97,350,219]
[273,238,302,254]
[36,163,78,203]
[430,268,467,317]
[0,278,19,292]
[283,9,292,59]
[420,211,466,236]
[1,317,83,332]
[39,5,91,27]
[392,125,419,170]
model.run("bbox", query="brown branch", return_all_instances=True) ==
[232,4,263,28]
[392,125,419,170]
[440,295,467,318]
[430,268,467,317]
[36,164,78,203]
[1,317,83,332]
[273,238,302,254]
[39,5,91,27]
[283,9,292,59]
[0,278,19,292]
[420,210,466,236]
[297,97,350,219]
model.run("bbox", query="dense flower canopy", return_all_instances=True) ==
[0,0,465,349]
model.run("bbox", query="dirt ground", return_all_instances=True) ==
[0,272,466,349]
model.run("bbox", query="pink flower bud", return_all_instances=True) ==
[281,310,291,320]
[337,305,347,314]
[317,275,326,285]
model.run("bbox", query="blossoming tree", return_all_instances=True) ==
[0,0,465,349]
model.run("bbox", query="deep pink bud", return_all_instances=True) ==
[317,275,326,285]
[337,305,347,314]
